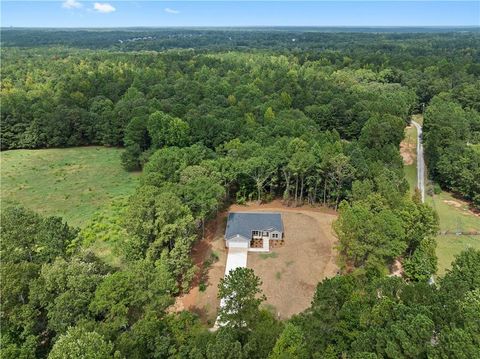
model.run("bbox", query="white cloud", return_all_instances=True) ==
[62,0,82,9]
[164,7,180,14]
[93,2,116,13]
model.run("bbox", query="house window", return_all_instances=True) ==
[262,231,269,237]
[252,230,260,236]
[272,233,279,239]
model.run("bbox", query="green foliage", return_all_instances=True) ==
[335,199,407,273]
[30,253,111,335]
[1,206,78,264]
[218,267,266,330]
[48,326,113,359]
[3,29,480,359]
[403,237,438,282]
[123,186,195,260]
[89,259,176,338]
[423,96,480,208]
[242,310,284,359]
[148,111,190,149]
[294,251,480,358]
[179,165,225,225]
[77,198,129,267]
[269,323,308,359]
[206,329,243,359]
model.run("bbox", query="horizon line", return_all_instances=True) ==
[2,25,480,29]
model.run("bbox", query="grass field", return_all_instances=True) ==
[426,191,480,275]
[426,191,480,234]
[436,235,480,275]
[1,147,139,228]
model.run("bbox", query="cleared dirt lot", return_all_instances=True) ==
[172,201,338,323]
[242,205,338,319]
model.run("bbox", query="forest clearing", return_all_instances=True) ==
[0,147,139,227]
[427,192,480,275]
[173,201,338,323]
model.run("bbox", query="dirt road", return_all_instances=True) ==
[411,120,425,203]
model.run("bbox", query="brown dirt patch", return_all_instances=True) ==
[389,258,404,277]
[170,212,228,324]
[444,199,463,208]
[243,205,338,319]
[172,200,338,323]
[443,198,480,218]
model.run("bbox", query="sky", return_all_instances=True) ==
[1,1,479,28]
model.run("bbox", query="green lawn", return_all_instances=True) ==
[436,235,480,276]
[426,189,480,277]
[1,147,139,228]
[426,191,480,234]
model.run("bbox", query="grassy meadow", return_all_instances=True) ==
[426,191,480,234]
[426,191,480,275]
[436,235,480,275]
[1,147,139,228]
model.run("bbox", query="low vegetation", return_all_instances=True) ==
[436,235,480,275]
[426,190,480,275]
[0,147,138,227]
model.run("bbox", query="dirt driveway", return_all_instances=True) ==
[172,201,338,323]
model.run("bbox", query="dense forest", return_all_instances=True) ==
[1,28,480,358]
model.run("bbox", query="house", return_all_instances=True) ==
[224,212,284,252]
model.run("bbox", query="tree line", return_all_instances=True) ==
[423,95,480,208]
[1,30,479,358]
[2,31,479,209]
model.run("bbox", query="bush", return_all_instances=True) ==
[236,189,247,205]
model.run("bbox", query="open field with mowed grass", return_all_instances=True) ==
[436,235,480,276]
[426,191,480,276]
[426,191,480,234]
[1,147,139,227]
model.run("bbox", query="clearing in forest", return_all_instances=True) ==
[173,201,338,323]
[0,147,139,227]
[427,191,480,275]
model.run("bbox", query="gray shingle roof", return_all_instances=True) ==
[225,212,283,240]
